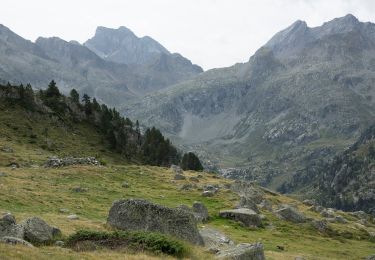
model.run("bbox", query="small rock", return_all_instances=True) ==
[55,240,65,247]
[320,209,335,218]
[219,208,262,227]
[59,208,70,214]
[0,236,33,247]
[121,182,130,188]
[197,174,204,179]
[334,215,347,224]
[71,187,88,193]
[170,165,183,175]
[202,190,215,197]
[312,219,329,233]
[174,174,186,180]
[203,184,220,193]
[1,147,13,153]
[180,183,196,191]
[366,255,375,260]
[302,199,316,206]
[276,245,285,251]
[0,172,7,177]
[67,214,79,220]
[189,177,199,183]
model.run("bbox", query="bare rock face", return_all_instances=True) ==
[21,217,55,244]
[107,199,203,245]
[216,242,265,260]
[219,209,262,227]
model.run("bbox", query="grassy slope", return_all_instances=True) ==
[0,105,374,259]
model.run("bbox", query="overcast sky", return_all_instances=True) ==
[2,0,375,70]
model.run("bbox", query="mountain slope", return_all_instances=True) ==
[123,14,375,187]
[0,24,202,106]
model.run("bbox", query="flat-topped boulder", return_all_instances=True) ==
[219,209,262,227]
[107,199,203,245]
[216,242,265,260]
[274,205,306,223]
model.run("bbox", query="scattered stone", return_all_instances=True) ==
[274,205,306,223]
[366,255,375,260]
[192,202,209,222]
[302,199,316,206]
[350,211,368,220]
[203,184,220,194]
[121,182,130,188]
[311,205,324,213]
[7,162,19,169]
[320,209,335,218]
[107,199,203,245]
[67,214,79,220]
[1,146,13,153]
[180,183,196,191]
[0,236,33,247]
[199,227,234,251]
[334,215,347,224]
[55,240,65,247]
[45,156,100,168]
[216,242,265,260]
[170,164,183,174]
[71,186,88,193]
[174,174,186,180]
[312,219,329,233]
[0,172,7,177]
[237,196,260,213]
[202,190,215,197]
[59,208,69,214]
[21,217,55,244]
[0,213,24,239]
[189,177,199,183]
[219,208,262,227]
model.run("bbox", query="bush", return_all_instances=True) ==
[65,230,189,258]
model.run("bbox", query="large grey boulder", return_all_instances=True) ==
[107,199,203,245]
[0,236,33,247]
[230,181,264,204]
[21,217,55,244]
[237,196,260,213]
[219,209,262,227]
[0,213,24,239]
[274,205,306,223]
[199,227,234,251]
[216,242,265,260]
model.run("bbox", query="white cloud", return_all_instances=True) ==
[1,0,375,70]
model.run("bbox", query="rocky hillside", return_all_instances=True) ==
[0,24,202,106]
[123,14,375,188]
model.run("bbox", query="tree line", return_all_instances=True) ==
[0,80,203,170]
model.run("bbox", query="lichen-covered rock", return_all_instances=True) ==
[107,199,203,245]
[21,217,55,244]
[219,209,262,227]
[0,236,33,247]
[274,205,306,223]
[216,242,265,260]
[0,213,24,239]
[199,227,234,251]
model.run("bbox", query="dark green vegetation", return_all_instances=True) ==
[66,230,188,258]
[181,152,203,171]
[0,81,190,167]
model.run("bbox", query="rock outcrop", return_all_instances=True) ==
[274,205,306,223]
[219,209,262,227]
[107,199,203,245]
[0,213,24,239]
[216,242,265,260]
[45,157,100,167]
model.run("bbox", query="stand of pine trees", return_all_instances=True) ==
[0,81,203,169]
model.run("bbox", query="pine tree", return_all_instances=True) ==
[69,89,80,103]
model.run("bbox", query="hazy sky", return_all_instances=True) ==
[2,0,375,70]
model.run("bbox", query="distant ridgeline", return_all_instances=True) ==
[0,80,199,168]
